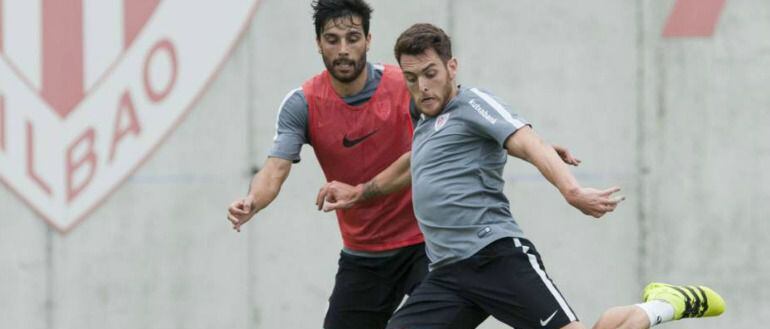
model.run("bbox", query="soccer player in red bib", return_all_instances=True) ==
[227,2,425,328]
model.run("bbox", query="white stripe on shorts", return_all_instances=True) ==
[514,238,577,322]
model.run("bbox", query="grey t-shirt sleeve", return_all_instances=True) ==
[463,87,530,148]
[268,88,308,163]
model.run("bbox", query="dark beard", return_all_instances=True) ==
[438,78,454,112]
[414,80,454,116]
[323,53,367,83]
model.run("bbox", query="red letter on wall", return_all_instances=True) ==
[663,0,726,37]
[27,122,53,196]
[110,91,142,162]
[66,128,97,203]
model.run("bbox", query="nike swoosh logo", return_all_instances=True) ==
[342,130,378,148]
[540,310,558,327]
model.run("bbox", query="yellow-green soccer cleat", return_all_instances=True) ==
[643,282,726,320]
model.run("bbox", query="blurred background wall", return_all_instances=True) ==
[1,0,767,328]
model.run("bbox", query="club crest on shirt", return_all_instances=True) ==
[434,113,451,131]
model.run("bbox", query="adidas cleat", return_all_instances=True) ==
[643,282,726,320]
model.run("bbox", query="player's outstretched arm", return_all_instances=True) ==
[553,144,581,166]
[227,157,292,232]
[504,127,623,218]
[316,151,411,212]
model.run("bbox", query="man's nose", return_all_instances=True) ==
[417,76,430,92]
[339,39,350,55]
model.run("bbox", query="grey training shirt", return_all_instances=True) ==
[411,86,530,270]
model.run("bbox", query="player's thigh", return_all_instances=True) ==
[464,238,579,329]
[398,244,430,296]
[324,254,403,329]
[386,275,487,329]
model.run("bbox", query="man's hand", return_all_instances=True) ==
[565,186,625,218]
[227,196,257,232]
[553,144,581,166]
[316,181,363,212]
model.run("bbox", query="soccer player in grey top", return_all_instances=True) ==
[318,23,725,329]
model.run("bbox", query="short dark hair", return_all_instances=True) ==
[312,0,373,39]
[394,23,452,63]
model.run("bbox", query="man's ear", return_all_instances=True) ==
[447,57,458,80]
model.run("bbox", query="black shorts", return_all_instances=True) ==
[386,238,578,329]
[324,243,429,329]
